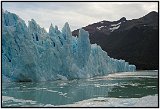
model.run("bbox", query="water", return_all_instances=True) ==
[2,70,158,107]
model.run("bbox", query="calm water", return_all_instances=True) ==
[2,70,158,107]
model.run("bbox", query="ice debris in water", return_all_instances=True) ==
[2,10,136,82]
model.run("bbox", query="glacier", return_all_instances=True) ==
[2,10,136,82]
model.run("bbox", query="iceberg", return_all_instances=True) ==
[2,10,136,82]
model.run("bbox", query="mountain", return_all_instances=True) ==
[72,11,158,70]
[2,10,135,82]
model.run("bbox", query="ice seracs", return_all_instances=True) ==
[2,10,136,82]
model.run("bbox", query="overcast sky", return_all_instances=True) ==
[2,2,158,32]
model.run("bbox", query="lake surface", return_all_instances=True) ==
[2,70,158,107]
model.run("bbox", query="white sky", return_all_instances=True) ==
[2,2,158,32]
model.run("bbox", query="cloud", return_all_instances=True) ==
[2,2,158,31]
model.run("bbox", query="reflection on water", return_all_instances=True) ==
[2,70,158,107]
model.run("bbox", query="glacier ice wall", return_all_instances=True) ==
[2,10,136,82]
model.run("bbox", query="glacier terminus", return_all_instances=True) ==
[2,10,136,82]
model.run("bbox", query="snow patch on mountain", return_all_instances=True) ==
[111,22,121,27]
[109,25,120,32]
[97,26,106,30]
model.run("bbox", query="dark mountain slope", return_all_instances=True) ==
[72,11,158,70]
